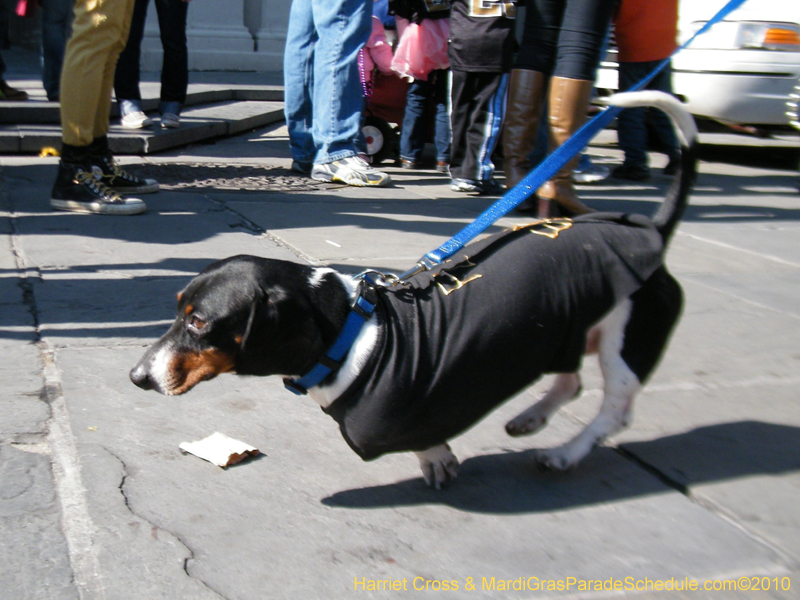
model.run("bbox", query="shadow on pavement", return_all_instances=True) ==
[322,421,800,514]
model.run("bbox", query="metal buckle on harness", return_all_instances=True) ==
[355,269,400,288]
[355,259,433,288]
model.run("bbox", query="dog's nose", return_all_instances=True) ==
[129,365,155,390]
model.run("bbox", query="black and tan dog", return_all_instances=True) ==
[131,92,697,489]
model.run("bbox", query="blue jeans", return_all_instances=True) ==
[41,0,73,101]
[617,60,679,168]
[114,0,189,116]
[284,0,372,166]
[400,70,450,164]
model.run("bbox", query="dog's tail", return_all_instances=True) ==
[607,90,698,245]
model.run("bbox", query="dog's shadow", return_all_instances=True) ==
[322,421,800,514]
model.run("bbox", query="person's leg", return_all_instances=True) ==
[552,0,615,82]
[645,62,680,169]
[114,0,148,108]
[113,0,152,127]
[41,0,74,101]
[308,0,371,164]
[502,69,548,188]
[452,72,506,194]
[283,0,317,168]
[61,0,136,146]
[503,0,562,189]
[613,61,650,178]
[307,0,389,186]
[0,50,28,100]
[53,0,153,214]
[399,78,430,166]
[515,0,566,76]
[431,69,451,167]
[92,0,137,141]
[448,68,470,180]
[538,0,615,215]
[155,0,189,118]
[475,72,508,183]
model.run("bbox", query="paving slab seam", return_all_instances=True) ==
[102,447,230,600]
[676,231,800,269]
[1,169,42,341]
[615,445,799,574]
[645,375,800,394]
[688,494,800,573]
[2,170,54,454]
[683,277,800,321]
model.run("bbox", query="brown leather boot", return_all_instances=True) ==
[537,76,596,217]
[501,69,548,190]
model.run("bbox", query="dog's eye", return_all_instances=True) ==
[187,315,208,332]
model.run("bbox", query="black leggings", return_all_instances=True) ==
[515,0,616,81]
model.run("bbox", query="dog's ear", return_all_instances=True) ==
[239,295,261,351]
[239,285,284,350]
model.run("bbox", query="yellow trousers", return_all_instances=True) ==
[60,0,136,147]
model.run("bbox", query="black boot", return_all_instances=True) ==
[50,143,147,215]
[87,136,159,195]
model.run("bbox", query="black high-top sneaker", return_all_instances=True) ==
[50,159,147,215]
[88,136,160,195]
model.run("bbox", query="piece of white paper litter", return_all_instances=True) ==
[179,432,260,468]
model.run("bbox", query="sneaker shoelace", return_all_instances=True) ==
[94,157,139,185]
[75,170,124,203]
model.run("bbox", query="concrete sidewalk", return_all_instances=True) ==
[1,65,800,598]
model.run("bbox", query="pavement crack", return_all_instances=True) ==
[102,447,230,600]
[202,193,323,265]
[104,447,133,513]
[207,194,266,234]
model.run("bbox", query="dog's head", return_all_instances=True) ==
[130,256,349,395]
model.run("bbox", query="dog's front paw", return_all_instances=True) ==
[416,444,459,490]
[534,448,578,472]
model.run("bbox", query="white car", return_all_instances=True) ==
[596,0,800,127]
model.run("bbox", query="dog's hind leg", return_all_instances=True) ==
[415,444,459,490]
[505,372,582,437]
[534,301,640,471]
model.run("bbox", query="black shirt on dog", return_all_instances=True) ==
[324,213,665,460]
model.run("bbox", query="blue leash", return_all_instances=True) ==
[394,0,749,281]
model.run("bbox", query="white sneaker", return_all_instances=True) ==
[310,156,391,187]
[161,113,180,129]
[121,111,154,129]
[573,164,610,184]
